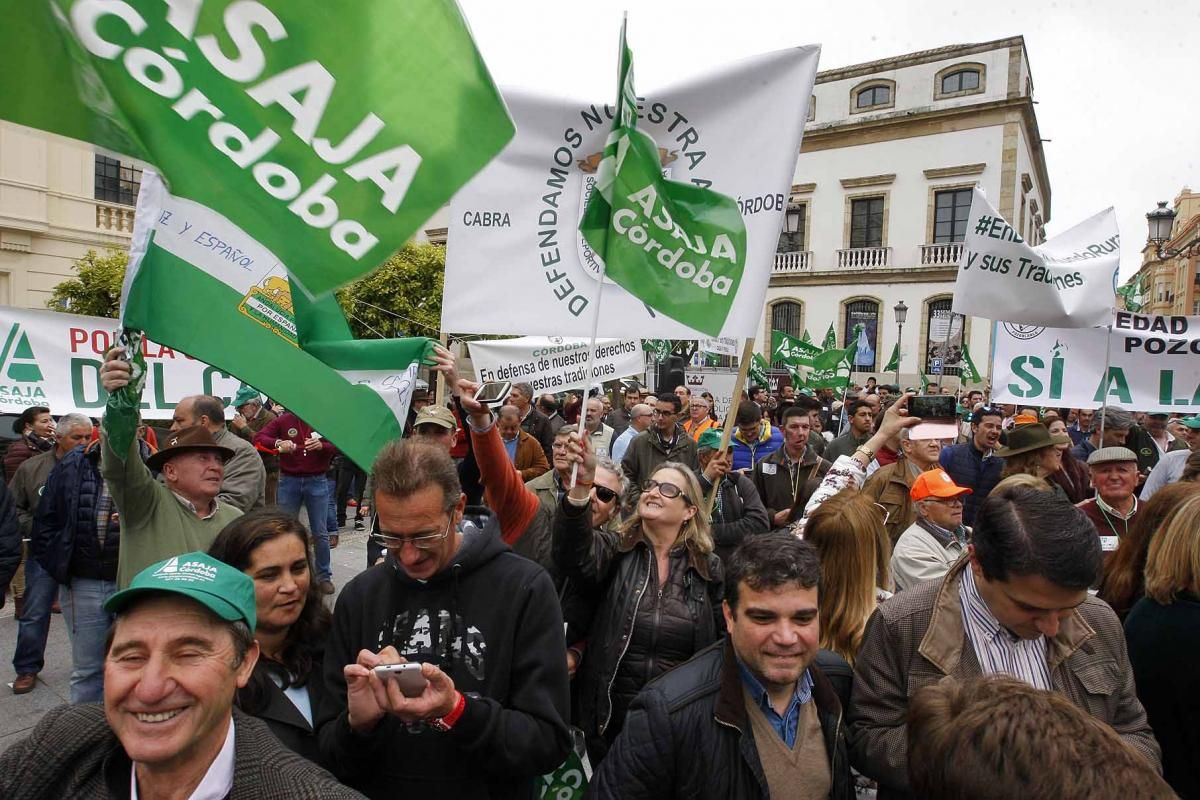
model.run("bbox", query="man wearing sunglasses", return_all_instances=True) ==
[317,437,571,799]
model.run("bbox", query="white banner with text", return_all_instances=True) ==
[469,336,644,395]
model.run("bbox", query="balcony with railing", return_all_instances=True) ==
[836,246,891,270]
[772,251,812,273]
[919,242,963,266]
[95,202,135,235]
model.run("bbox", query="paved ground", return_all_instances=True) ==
[0,522,373,754]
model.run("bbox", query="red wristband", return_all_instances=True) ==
[432,691,467,731]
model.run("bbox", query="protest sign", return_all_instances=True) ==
[442,45,820,339]
[683,369,738,419]
[2,1,513,295]
[468,337,643,394]
[122,173,433,470]
[953,189,1119,328]
[0,306,241,418]
[699,337,741,357]
[992,313,1200,412]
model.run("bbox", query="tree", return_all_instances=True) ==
[47,248,128,318]
[336,243,444,339]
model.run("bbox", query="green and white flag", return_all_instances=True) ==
[883,343,900,373]
[578,20,748,337]
[1116,274,1148,313]
[771,329,822,367]
[118,173,434,470]
[919,372,931,392]
[748,352,771,388]
[801,329,814,345]
[1,0,514,296]
[821,324,838,351]
[959,344,983,384]
[807,346,854,390]
[642,339,672,361]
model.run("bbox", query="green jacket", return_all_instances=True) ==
[102,422,242,588]
[8,448,60,539]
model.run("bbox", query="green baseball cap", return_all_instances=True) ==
[697,428,725,452]
[1180,416,1200,430]
[105,552,257,631]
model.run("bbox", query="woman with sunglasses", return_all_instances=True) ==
[554,433,722,765]
[208,510,332,765]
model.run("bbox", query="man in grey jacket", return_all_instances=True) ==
[848,484,1160,799]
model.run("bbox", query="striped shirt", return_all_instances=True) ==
[958,567,1052,690]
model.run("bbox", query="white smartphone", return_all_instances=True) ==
[373,663,428,698]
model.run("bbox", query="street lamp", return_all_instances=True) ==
[893,300,907,386]
[1147,200,1200,260]
[784,204,803,234]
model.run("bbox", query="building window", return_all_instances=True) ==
[856,85,891,109]
[770,301,803,368]
[940,69,980,95]
[850,197,885,248]
[925,298,964,377]
[933,189,972,243]
[777,203,807,253]
[844,300,879,373]
[94,155,141,206]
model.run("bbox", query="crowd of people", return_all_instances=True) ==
[0,346,1196,799]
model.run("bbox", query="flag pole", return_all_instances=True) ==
[706,337,756,515]
[434,332,450,406]
[1097,323,1113,442]
[570,269,609,489]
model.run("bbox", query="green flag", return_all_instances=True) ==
[642,339,672,361]
[822,323,838,351]
[801,329,814,345]
[919,372,930,392]
[959,344,982,384]
[116,173,434,471]
[748,352,771,388]
[1,1,514,296]
[579,20,747,337]
[1116,274,1147,313]
[807,345,854,390]
[883,343,900,373]
[771,329,822,367]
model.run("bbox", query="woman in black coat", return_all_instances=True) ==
[1124,492,1200,799]
[209,511,332,766]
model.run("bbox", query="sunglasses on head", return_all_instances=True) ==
[593,485,618,503]
[643,479,692,505]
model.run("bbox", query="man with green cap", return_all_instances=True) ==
[229,386,280,505]
[0,552,364,799]
[1140,415,1200,501]
[695,427,769,565]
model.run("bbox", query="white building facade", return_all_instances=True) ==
[765,36,1050,388]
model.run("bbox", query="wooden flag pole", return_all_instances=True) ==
[705,337,757,516]
[434,332,450,406]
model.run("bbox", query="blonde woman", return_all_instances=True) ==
[1124,492,1200,797]
[803,489,893,664]
[554,435,723,764]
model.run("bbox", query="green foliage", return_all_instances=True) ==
[47,248,128,318]
[336,243,445,338]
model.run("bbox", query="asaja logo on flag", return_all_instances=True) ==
[238,277,298,347]
[0,324,43,383]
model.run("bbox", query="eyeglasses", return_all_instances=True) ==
[643,479,692,505]
[551,441,571,451]
[369,517,453,551]
[924,496,964,506]
[593,485,618,504]
[651,409,676,417]
[871,502,892,526]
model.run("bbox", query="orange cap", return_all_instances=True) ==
[910,468,973,501]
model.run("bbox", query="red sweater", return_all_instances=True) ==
[254,412,338,476]
[471,420,539,546]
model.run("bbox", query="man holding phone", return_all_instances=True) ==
[317,438,571,799]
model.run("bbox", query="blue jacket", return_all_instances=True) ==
[730,422,784,471]
[33,442,128,584]
[938,441,1005,526]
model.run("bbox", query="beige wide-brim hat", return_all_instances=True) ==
[994,422,1070,458]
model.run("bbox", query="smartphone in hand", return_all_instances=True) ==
[373,663,428,698]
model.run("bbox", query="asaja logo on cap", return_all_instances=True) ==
[152,556,218,583]
[287,428,299,438]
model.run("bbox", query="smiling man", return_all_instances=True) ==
[1076,447,1141,557]
[848,485,1161,798]
[0,551,361,799]
[592,532,854,799]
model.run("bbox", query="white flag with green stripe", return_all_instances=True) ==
[120,172,433,469]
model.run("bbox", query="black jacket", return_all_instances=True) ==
[240,647,329,768]
[0,479,19,602]
[33,442,122,584]
[552,496,723,753]
[520,407,555,461]
[697,470,770,565]
[318,511,572,799]
[590,640,854,800]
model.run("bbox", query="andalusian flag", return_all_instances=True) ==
[1,1,513,295]
[116,173,433,471]
[959,344,983,384]
[821,323,838,351]
[771,329,821,367]
[579,20,747,337]
[883,343,900,373]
